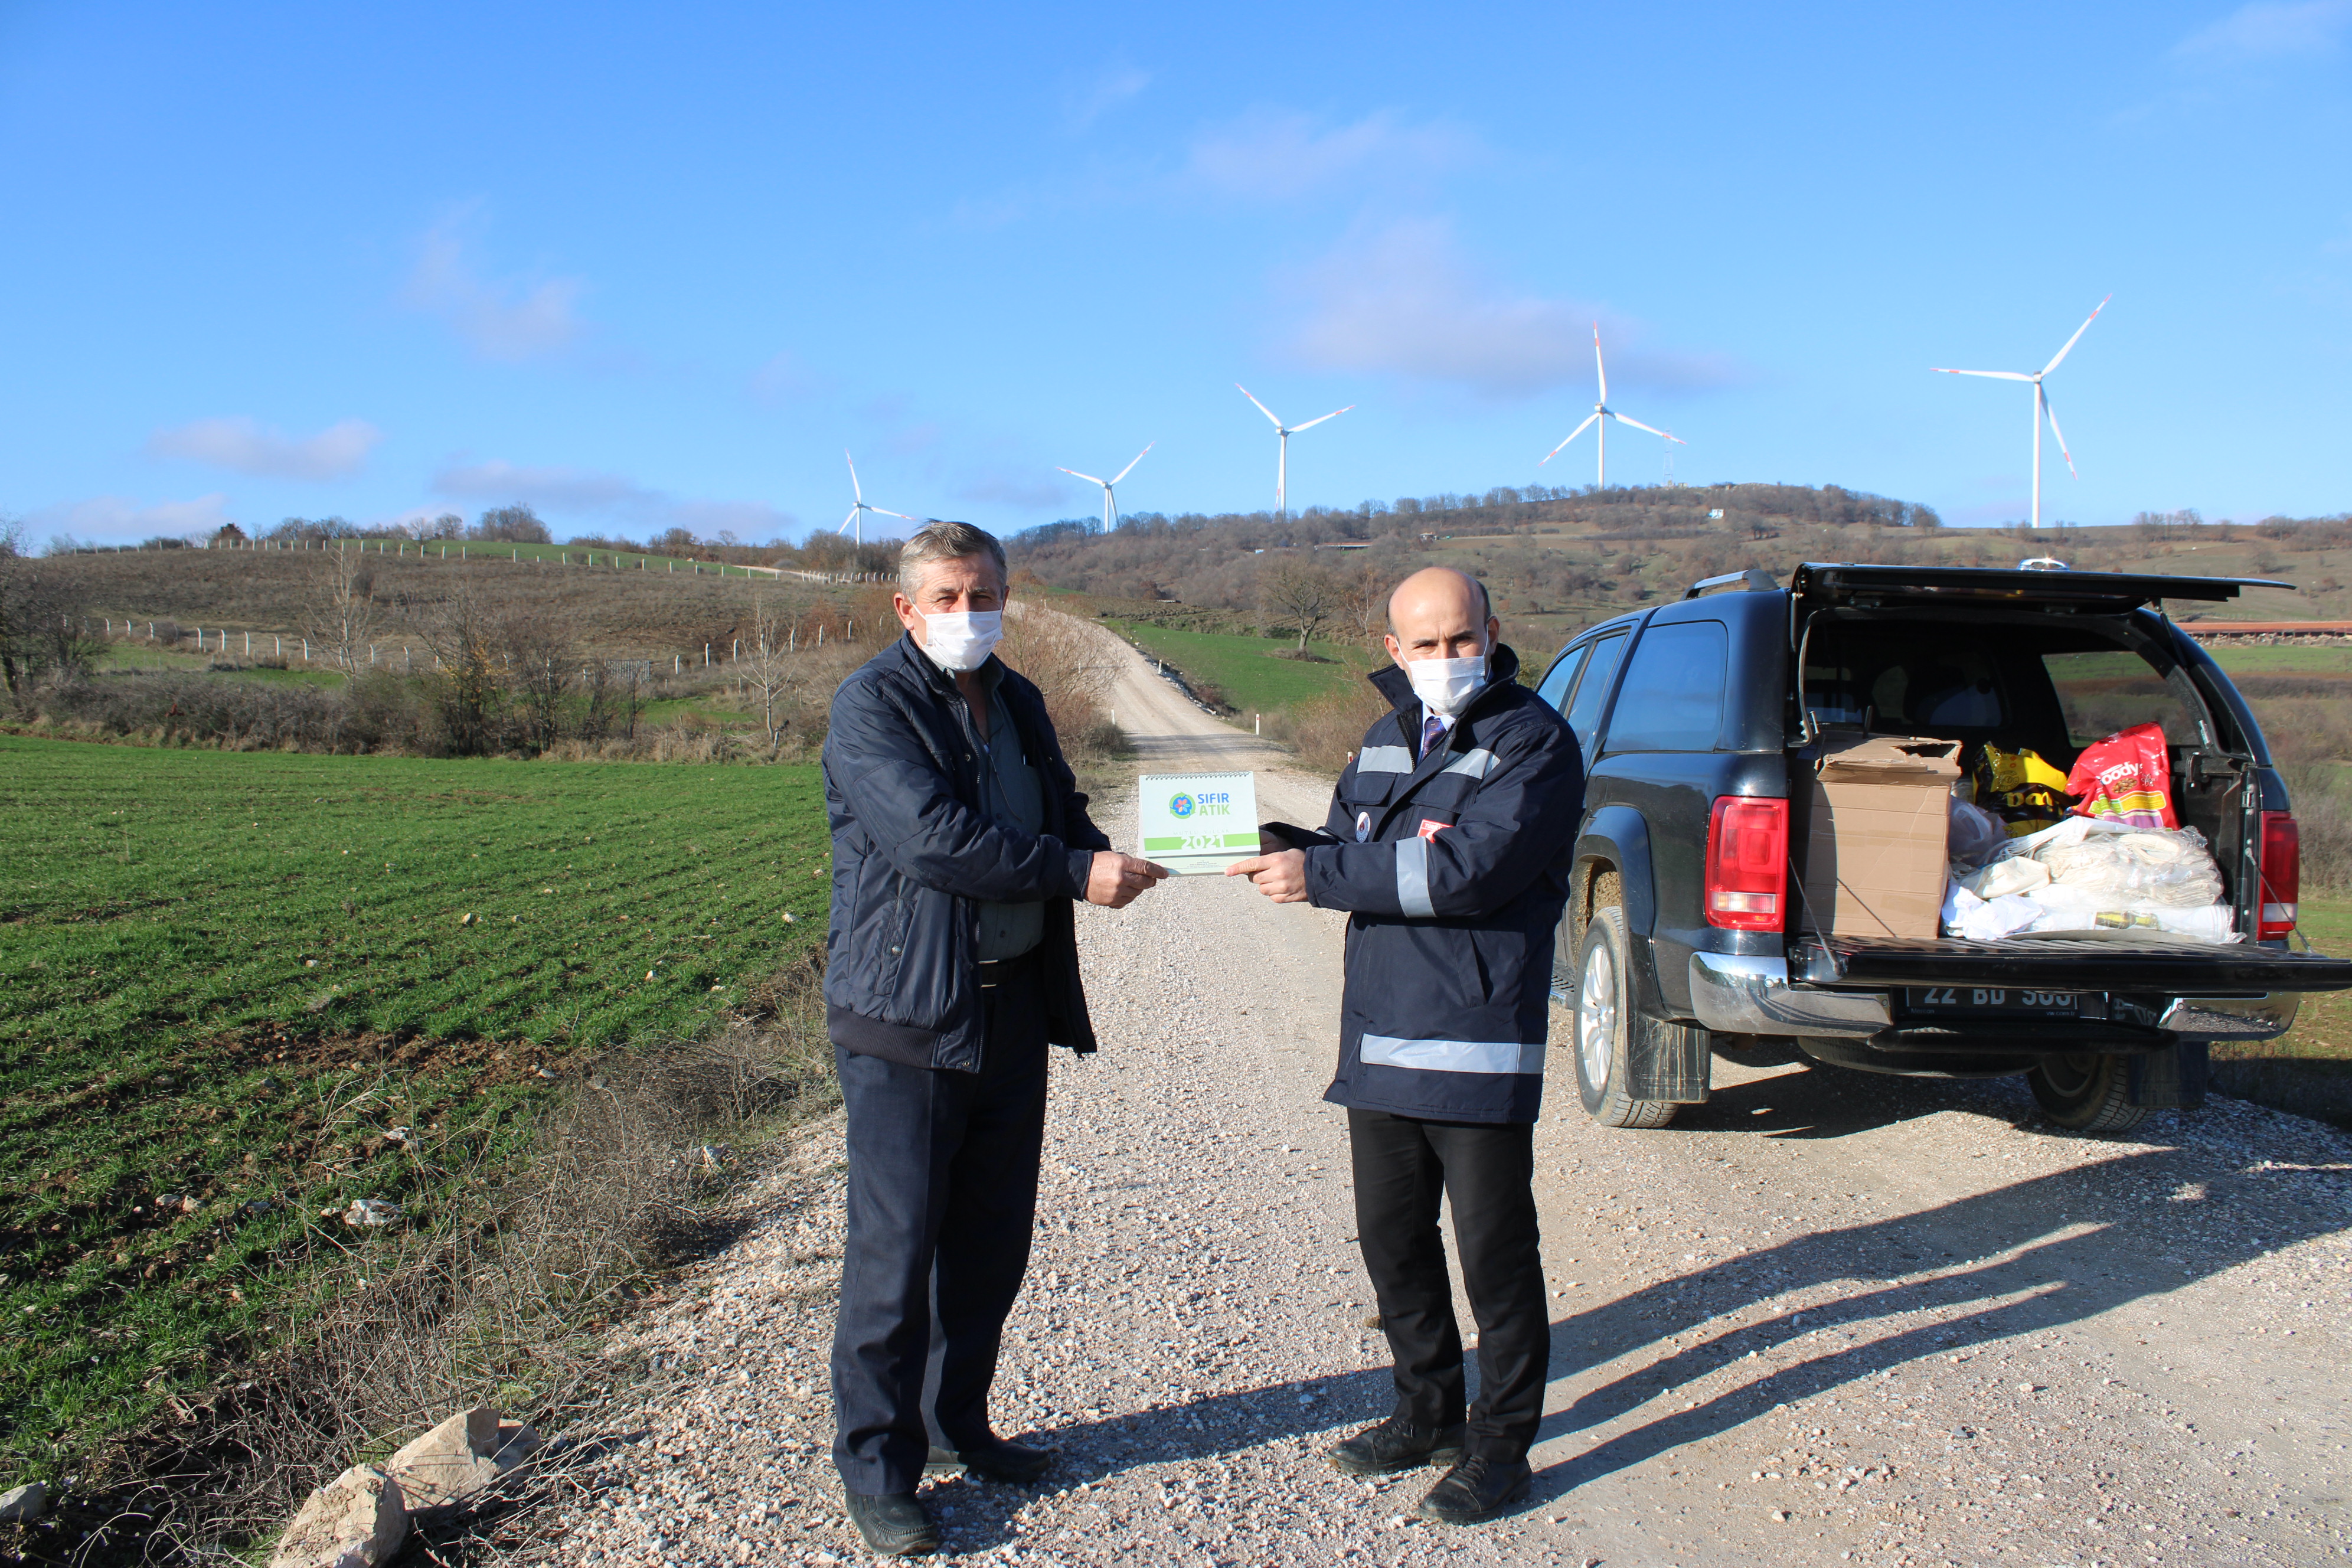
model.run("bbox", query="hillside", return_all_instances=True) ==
[34,544,891,665]
[1011,486,2352,664]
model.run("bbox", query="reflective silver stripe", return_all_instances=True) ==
[1394,834,1433,918]
[1440,747,1497,779]
[1360,1034,1546,1076]
[1356,745,1415,775]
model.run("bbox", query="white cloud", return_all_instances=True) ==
[1181,109,1485,201]
[2174,0,2352,60]
[145,416,381,481]
[1067,59,1150,129]
[1282,218,1739,400]
[31,492,236,543]
[430,458,795,538]
[404,207,587,361]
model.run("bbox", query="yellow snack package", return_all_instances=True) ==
[1971,743,2074,838]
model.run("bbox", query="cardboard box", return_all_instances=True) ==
[1799,734,1961,940]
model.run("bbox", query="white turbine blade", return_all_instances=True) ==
[845,450,864,502]
[1539,413,1602,464]
[1235,383,1285,428]
[2042,391,2079,479]
[1058,466,1108,486]
[1932,367,2034,381]
[1290,404,1354,433]
[839,505,860,534]
[1608,410,1683,443]
[1592,323,1608,404]
[871,507,920,521]
[1109,440,1155,485]
[2041,293,2112,377]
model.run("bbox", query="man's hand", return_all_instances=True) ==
[1086,852,1170,909]
[1226,848,1308,903]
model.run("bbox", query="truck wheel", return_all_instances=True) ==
[1573,904,1678,1129]
[2027,1053,2147,1133]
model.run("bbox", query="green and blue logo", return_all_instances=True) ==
[1169,793,1195,819]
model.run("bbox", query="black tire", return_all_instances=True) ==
[2027,1053,2147,1133]
[1573,904,1678,1129]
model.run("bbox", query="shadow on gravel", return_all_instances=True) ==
[1524,1066,2348,1503]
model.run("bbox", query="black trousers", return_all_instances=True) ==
[1348,1109,1549,1460]
[831,961,1051,1495]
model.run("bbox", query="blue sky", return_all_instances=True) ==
[2,1,2347,547]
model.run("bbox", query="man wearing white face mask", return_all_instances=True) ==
[822,522,1168,1555]
[1229,566,1585,1525]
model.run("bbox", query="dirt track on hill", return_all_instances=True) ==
[528,625,2352,1567]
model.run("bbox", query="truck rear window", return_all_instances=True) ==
[2041,651,2203,747]
[1804,631,2007,736]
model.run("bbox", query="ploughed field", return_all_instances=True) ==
[0,736,827,1477]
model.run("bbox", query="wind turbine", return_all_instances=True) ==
[839,450,915,545]
[1057,442,1155,532]
[1933,295,2110,531]
[1539,324,1684,488]
[1236,386,1353,523]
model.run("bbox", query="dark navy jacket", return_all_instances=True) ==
[1299,646,1585,1124]
[822,633,1113,1072]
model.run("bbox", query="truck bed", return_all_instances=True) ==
[1791,931,2352,992]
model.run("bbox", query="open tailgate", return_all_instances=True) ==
[1789,563,2292,614]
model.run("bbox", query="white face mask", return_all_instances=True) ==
[920,609,1003,672]
[1405,653,1488,717]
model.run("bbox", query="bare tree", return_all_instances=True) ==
[1257,558,1344,653]
[739,598,795,756]
[499,612,576,753]
[406,574,502,754]
[0,528,100,699]
[300,545,382,675]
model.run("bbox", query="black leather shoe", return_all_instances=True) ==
[844,1491,940,1556]
[923,1438,1053,1484]
[1417,1455,1533,1524]
[1325,1416,1468,1476]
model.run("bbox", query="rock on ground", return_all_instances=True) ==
[268,1465,406,1568]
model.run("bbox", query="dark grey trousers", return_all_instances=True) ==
[1348,1109,1549,1460]
[829,966,1050,1495]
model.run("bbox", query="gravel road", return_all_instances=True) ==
[525,629,2352,1567]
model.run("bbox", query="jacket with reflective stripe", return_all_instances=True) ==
[1299,645,1586,1123]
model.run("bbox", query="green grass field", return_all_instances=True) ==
[221,539,787,577]
[1108,620,1377,716]
[0,736,829,1475]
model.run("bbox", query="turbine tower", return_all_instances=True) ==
[1057,442,1155,532]
[1933,295,2110,531]
[1539,324,1684,488]
[1236,385,1353,523]
[839,450,914,545]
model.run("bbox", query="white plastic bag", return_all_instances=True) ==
[1959,857,2051,900]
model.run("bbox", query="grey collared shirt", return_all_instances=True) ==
[972,675,1046,960]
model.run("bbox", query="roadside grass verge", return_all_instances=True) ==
[1104,620,1376,716]
[0,736,829,1494]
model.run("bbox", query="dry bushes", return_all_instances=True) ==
[1001,607,1121,753]
[1262,678,1394,773]
[69,963,837,1564]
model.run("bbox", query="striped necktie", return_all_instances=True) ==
[1421,713,1445,760]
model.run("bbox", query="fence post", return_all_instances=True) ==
[704,644,710,667]
[370,645,376,667]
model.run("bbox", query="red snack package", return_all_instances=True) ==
[2065,721,2177,829]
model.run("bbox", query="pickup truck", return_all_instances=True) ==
[1536,561,2352,1133]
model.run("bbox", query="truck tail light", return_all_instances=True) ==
[1706,796,1788,932]
[2259,810,2299,940]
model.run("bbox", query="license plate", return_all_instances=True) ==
[1905,986,2080,1015]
